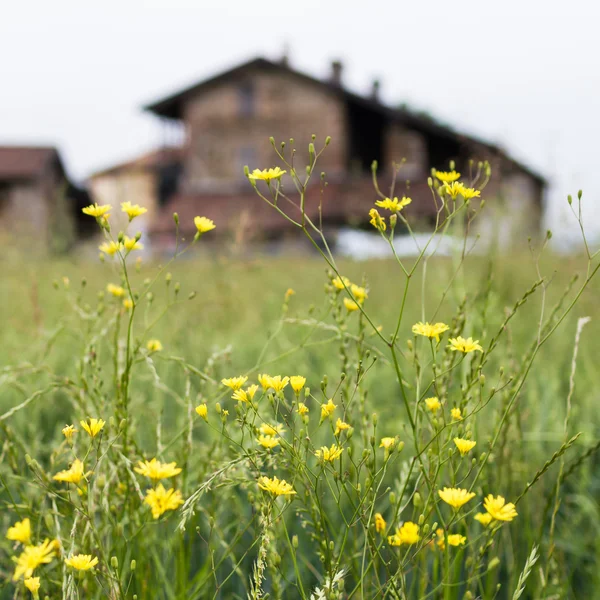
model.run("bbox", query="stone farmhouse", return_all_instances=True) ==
[88,56,546,251]
[0,146,91,252]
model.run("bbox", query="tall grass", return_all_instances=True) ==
[1,141,599,599]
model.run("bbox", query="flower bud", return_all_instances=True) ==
[130,560,137,571]
[292,535,299,548]
[578,190,583,200]
[413,492,422,508]
[215,402,222,413]
[173,212,179,225]
[422,523,430,534]
[325,136,331,146]
[418,514,425,525]
[111,556,119,569]
[389,491,397,505]
[488,557,500,571]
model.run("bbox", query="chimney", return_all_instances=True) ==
[280,43,290,67]
[330,60,343,86]
[371,79,381,102]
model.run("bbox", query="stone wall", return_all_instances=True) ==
[182,68,348,192]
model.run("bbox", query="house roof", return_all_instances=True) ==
[0,146,64,181]
[88,146,183,179]
[143,56,546,185]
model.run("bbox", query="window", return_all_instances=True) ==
[239,81,255,117]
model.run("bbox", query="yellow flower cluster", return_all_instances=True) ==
[453,437,477,456]
[368,208,386,232]
[412,321,449,342]
[135,458,182,480]
[388,521,420,546]
[449,336,483,353]
[248,167,287,182]
[315,444,344,462]
[258,475,296,496]
[375,196,412,212]
[144,484,185,519]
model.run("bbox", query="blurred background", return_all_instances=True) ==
[1,0,599,256]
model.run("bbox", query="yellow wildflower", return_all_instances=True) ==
[195,403,208,420]
[369,208,386,231]
[106,283,125,297]
[221,376,248,391]
[451,408,462,420]
[344,298,360,312]
[483,495,518,522]
[297,402,309,416]
[412,321,450,342]
[24,576,40,595]
[268,375,290,392]
[53,459,85,484]
[435,529,466,549]
[259,423,284,437]
[449,336,483,353]
[134,458,182,480]
[460,186,481,200]
[434,170,461,183]
[147,339,163,352]
[82,203,111,218]
[65,554,99,571]
[248,167,287,182]
[375,513,386,534]
[258,373,272,390]
[438,487,476,509]
[331,275,351,291]
[388,521,420,546]
[448,534,467,546]
[379,437,396,450]
[258,475,296,496]
[443,181,467,199]
[6,518,31,544]
[285,288,295,298]
[474,512,493,527]
[194,216,216,233]
[350,283,368,303]
[123,298,134,310]
[454,438,477,456]
[375,196,412,212]
[334,418,350,436]
[123,235,143,251]
[121,201,147,221]
[232,388,250,402]
[425,397,441,413]
[315,444,343,462]
[258,435,280,449]
[320,399,336,419]
[290,375,306,393]
[80,418,105,438]
[99,240,122,256]
[246,384,259,400]
[144,484,184,519]
[13,540,58,580]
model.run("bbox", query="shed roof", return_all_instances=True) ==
[0,146,63,181]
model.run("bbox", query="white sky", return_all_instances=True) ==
[1,0,599,247]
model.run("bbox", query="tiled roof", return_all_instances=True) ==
[0,146,61,181]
